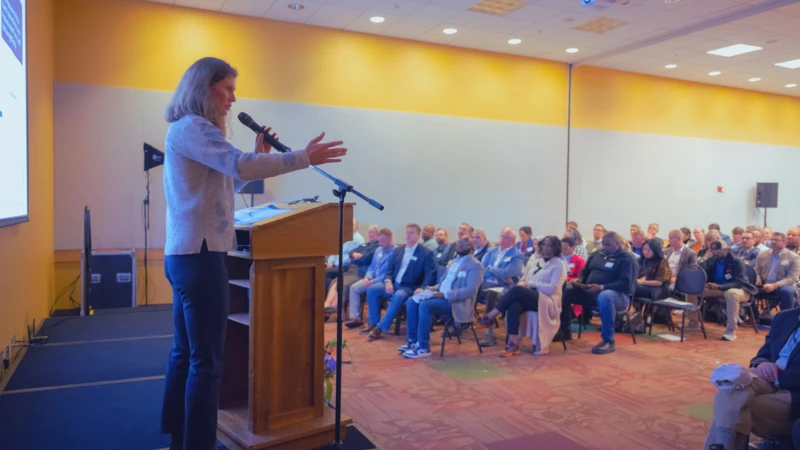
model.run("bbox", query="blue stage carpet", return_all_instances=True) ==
[0,378,169,450]
[5,337,172,391]
[38,310,173,343]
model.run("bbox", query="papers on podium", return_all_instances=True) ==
[234,204,291,225]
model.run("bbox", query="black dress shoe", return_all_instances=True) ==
[591,340,615,354]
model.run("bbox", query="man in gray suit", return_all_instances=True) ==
[754,232,800,313]
[399,236,484,359]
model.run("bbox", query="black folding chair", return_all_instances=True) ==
[440,317,483,357]
[650,265,707,342]
[578,298,637,344]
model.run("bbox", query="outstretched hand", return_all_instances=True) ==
[305,132,347,165]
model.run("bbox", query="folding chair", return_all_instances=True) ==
[440,317,483,357]
[578,299,637,344]
[650,265,707,342]
[358,292,405,335]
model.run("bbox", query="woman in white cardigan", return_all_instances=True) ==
[477,236,567,356]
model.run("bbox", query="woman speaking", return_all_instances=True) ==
[160,57,347,450]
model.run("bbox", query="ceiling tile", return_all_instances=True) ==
[306,5,366,28]
[221,0,276,17]
[175,0,225,10]
[345,12,406,33]
[265,0,325,22]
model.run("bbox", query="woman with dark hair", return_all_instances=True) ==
[635,239,672,302]
[516,226,535,258]
[477,235,567,356]
[161,57,347,450]
[564,227,587,259]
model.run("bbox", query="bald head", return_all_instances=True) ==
[421,224,435,241]
[787,227,800,247]
[499,227,516,250]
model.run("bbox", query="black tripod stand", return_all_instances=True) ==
[310,166,383,449]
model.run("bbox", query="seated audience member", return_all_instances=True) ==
[753,229,770,252]
[763,227,773,248]
[787,227,800,255]
[560,237,586,281]
[704,308,800,450]
[561,232,636,354]
[345,229,395,329]
[325,218,366,290]
[364,224,435,341]
[630,228,646,259]
[515,226,535,260]
[477,227,525,346]
[586,224,606,255]
[665,229,700,328]
[567,221,587,246]
[458,223,474,239]
[478,236,567,356]
[646,223,660,240]
[754,232,800,313]
[682,227,695,250]
[564,227,588,259]
[635,239,671,302]
[709,223,733,245]
[730,226,744,254]
[420,224,437,251]
[734,231,760,266]
[399,236,484,359]
[702,241,757,342]
[693,227,706,254]
[665,229,699,289]
[441,223,475,267]
[324,224,380,315]
[433,228,455,267]
[630,224,642,243]
[472,229,491,263]
[698,230,721,264]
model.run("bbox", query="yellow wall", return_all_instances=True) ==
[572,66,800,148]
[54,0,568,126]
[0,0,54,345]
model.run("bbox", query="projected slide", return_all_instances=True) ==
[0,0,28,226]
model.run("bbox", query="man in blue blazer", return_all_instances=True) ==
[476,227,525,346]
[366,223,436,341]
[705,308,800,449]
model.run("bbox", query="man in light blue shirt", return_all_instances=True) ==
[420,224,438,251]
[345,229,395,329]
[324,218,366,290]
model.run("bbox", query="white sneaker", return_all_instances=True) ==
[403,347,431,359]
[722,333,737,341]
[397,341,417,353]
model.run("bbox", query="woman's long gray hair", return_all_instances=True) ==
[165,57,237,133]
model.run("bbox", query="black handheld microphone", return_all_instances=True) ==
[237,112,292,153]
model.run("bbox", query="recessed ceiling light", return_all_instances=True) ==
[369,16,385,23]
[748,77,761,82]
[443,28,458,35]
[707,44,762,57]
[775,59,800,69]
[566,48,579,53]
[787,83,797,88]
[709,71,721,76]
[665,0,680,3]
[507,38,521,45]
[665,64,677,69]
[287,3,304,10]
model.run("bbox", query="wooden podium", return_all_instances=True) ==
[217,202,353,450]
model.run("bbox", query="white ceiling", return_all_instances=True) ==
[148,0,800,97]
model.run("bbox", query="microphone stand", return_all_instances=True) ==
[308,165,383,450]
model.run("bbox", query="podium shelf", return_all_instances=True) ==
[228,250,253,260]
[229,313,250,326]
[230,279,250,289]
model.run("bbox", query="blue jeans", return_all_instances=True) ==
[777,285,798,311]
[592,290,630,343]
[367,285,413,332]
[406,298,451,350]
[161,241,228,450]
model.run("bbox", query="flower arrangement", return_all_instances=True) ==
[324,339,348,405]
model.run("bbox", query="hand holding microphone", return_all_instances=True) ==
[238,112,347,166]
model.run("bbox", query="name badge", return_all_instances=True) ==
[503,257,511,263]
[569,263,575,268]
[781,260,790,266]
[411,256,417,261]
[604,262,614,269]
[527,247,533,252]
[725,273,732,280]
[437,253,442,258]
[457,272,466,278]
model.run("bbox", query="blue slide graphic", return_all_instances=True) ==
[1,0,23,64]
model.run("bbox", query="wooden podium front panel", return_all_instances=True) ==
[249,257,325,434]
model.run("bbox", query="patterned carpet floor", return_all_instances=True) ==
[325,313,766,450]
